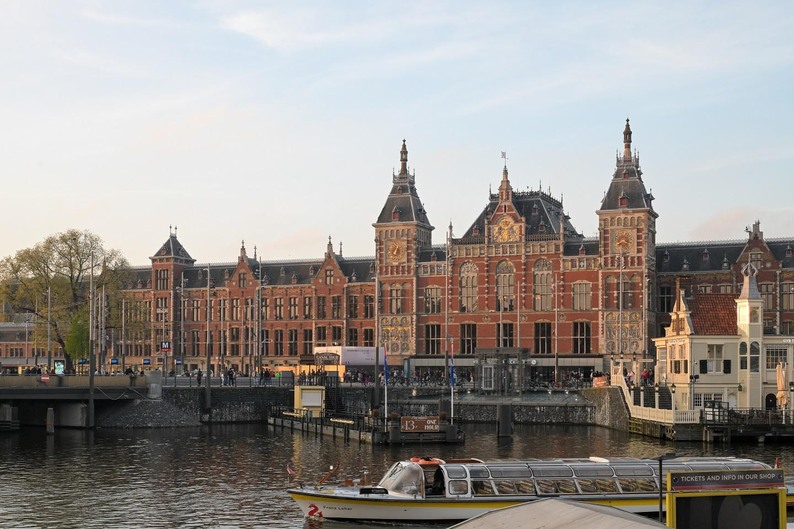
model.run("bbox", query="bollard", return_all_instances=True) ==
[497,403,512,437]
[46,407,55,434]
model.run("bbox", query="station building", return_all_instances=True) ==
[2,120,794,396]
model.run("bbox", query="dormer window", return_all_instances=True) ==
[619,192,628,208]
[663,250,670,263]
[291,272,297,284]
[531,203,539,216]
[538,221,545,232]
[392,207,400,221]
[472,226,480,236]
[280,266,285,276]
[325,269,334,285]
[702,249,710,261]
[722,256,730,270]
[749,252,762,270]
[682,257,689,271]
[787,245,793,258]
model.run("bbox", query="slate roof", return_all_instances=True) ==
[598,119,657,215]
[686,293,738,335]
[459,187,582,242]
[374,140,433,229]
[151,234,194,263]
[656,238,794,273]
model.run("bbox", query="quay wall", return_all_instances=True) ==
[89,386,627,430]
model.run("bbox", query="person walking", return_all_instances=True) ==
[197,369,203,385]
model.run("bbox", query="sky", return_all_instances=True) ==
[1,1,793,267]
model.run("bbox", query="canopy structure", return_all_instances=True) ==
[450,498,666,529]
[777,363,788,410]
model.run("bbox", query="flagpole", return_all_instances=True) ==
[383,354,388,430]
[450,339,455,425]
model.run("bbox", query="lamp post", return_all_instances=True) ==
[670,383,676,422]
[205,265,212,413]
[654,383,660,409]
[655,452,677,522]
[690,374,699,410]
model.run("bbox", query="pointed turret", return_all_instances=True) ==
[375,140,433,229]
[598,119,656,214]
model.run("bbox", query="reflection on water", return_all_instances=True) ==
[0,423,791,529]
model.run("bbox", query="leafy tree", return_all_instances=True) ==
[0,229,130,372]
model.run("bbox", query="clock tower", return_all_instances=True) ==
[373,140,434,363]
[597,120,658,364]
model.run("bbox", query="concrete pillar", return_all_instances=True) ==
[497,404,512,437]
[46,407,55,434]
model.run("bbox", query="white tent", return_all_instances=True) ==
[449,498,666,529]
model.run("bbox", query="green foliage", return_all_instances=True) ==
[0,229,131,371]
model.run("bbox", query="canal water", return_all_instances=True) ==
[1,423,793,529]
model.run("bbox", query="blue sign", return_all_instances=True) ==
[110,358,119,365]
[175,359,182,364]
[78,358,88,365]
[143,359,151,365]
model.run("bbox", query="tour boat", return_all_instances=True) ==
[287,455,779,521]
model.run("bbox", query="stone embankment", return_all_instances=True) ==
[92,385,629,431]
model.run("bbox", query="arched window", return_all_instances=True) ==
[460,263,478,313]
[496,261,515,311]
[739,342,748,370]
[533,259,552,311]
[750,342,760,372]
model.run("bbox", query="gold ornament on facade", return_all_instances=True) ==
[494,217,519,243]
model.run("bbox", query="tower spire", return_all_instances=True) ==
[623,118,632,161]
[399,139,408,175]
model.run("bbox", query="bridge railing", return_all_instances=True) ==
[0,374,144,389]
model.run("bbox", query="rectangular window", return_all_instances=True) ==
[274,298,283,320]
[766,346,787,369]
[706,344,723,373]
[572,283,591,311]
[719,284,733,294]
[261,298,269,321]
[461,324,477,355]
[303,297,312,319]
[573,322,591,354]
[347,327,358,346]
[363,328,374,347]
[155,269,169,290]
[697,284,712,293]
[782,321,794,336]
[783,283,794,311]
[231,298,240,321]
[274,330,284,356]
[191,300,200,321]
[288,329,298,356]
[424,287,442,314]
[332,326,342,344]
[325,269,334,285]
[760,283,775,311]
[425,324,442,355]
[364,295,374,318]
[316,326,327,345]
[303,329,313,355]
[316,296,326,319]
[497,322,514,348]
[348,296,358,318]
[191,330,200,356]
[331,296,342,318]
[659,285,673,314]
[534,322,552,354]
[289,297,299,320]
[156,297,168,322]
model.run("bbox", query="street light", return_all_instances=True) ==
[690,374,700,410]
[205,265,213,412]
[655,452,677,522]
[670,383,676,421]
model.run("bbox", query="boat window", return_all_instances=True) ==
[472,480,495,496]
[595,478,619,493]
[572,466,614,477]
[382,464,425,496]
[530,466,574,477]
[614,466,653,477]
[448,480,468,496]
[536,479,577,494]
[488,466,532,478]
[444,465,467,479]
[577,479,598,493]
[618,478,658,493]
[515,480,535,495]
[494,481,516,495]
[469,466,490,479]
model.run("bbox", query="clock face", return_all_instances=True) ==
[387,241,405,264]
[612,229,634,254]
